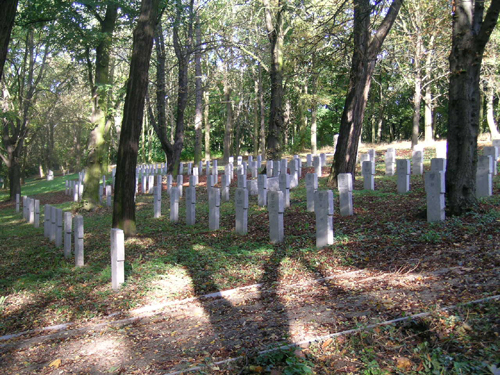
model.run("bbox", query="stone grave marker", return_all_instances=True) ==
[248,179,258,196]
[313,156,321,177]
[221,174,230,201]
[290,159,299,188]
[258,174,268,207]
[425,171,445,222]
[235,188,249,235]
[362,161,375,190]
[412,149,424,175]
[267,160,274,177]
[50,205,57,242]
[306,173,318,212]
[385,148,396,176]
[338,173,353,216]
[177,175,184,197]
[106,185,112,207]
[268,191,284,244]
[34,199,40,228]
[315,190,334,248]
[74,215,84,267]
[44,204,50,238]
[397,159,410,193]
[111,228,125,290]
[64,212,72,259]
[167,175,173,195]
[16,194,20,213]
[209,187,220,230]
[430,158,446,173]
[154,186,162,218]
[476,155,493,198]
[483,146,498,176]
[170,187,180,223]
[279,173,290,208]
[55,208,63,248]
[186,186,196,225]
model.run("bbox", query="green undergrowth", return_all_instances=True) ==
[0,157,499,337]
[224,299,500,375]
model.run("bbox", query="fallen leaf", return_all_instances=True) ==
[396,357,412,370]
[321,338,333,349]
[48,359,61,368]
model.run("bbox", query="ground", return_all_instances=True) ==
[0,143,499,374]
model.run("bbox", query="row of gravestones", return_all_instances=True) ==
[16,194,85,267]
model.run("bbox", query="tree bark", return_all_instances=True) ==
[263,0,285,160]
[0,0,18,82]
[446,0,500,215]
[411,32,423,148]
[486,85,499,138]
[112,0,159,236]
[83,4,118,207]
[223,76,233,163]
[204,90,210,159]
[194,13,203,164]
[258,66,266,156]
[328,0,402,186]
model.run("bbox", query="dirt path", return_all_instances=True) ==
[1,262,498,374]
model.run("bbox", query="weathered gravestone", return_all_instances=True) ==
[267,160,274,177]
[362,161,375,190]
[55,208,63,248]
[248,178,258,196]
[221,174,230,202]
[338,173,353,216]
[313,156,321,177]
[111,228,125,290]
[34,200,40,228]
[425,171,445,222]
[16,194,20,213]
[186,186,196,225]
[64,212,72,259]
[106,185,112,207]
[430,158,446,173]
[412,149,424,175]
[315,190,334,248]
[483,146,498,176]
[268,191,284,244]
[50,206,57,242]
[170,187,180,223]
[154,186,162,218]
[258,174,268,207]
[209,188,221,230]
[279,173,291,208]
[476,155,493,198]
[167,175,173,195]
[235,188,249,235]
[306,173,318,212]
[397,159,410,193]
[177,175,184,197]
[74,215,84,267]
[44,204,50,238]
[290,159,299,188]
[385,148,396,176]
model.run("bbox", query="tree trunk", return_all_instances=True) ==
[253,80,259,156]
[0,0,18,82]
[311,104,318,154]
[411,32,423,148]
[204,90,210,159]
[223,78,233,163]
[194,13,203,164]
[258,66,266,156]
[112,0,159,236]
[446,0,500,215]
[328,0,402,186]
[424,85,433,143]
[263,0,285,161]
[486,85,499,138]
[83,4,118,207]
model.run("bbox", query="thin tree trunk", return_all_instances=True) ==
[223,78,233,163]
[328,0,402,186]
[411,32,423,148]
[204,90,210,159]
[0,0,18,82]
[311,104,318,154]
[258,66,266,156]
[486,85,499,138]
[112,0,159,236]
[253,80,259,156]
[194,13,203,164]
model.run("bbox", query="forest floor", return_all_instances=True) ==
[0,144,499,374]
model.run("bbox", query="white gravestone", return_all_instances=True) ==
[268,191,284,244]
[412,149,424,175]
[306,173,318,212]
[74,215,84,267]
[167,175,173,195]
[279,173,291,208]
[248,179,258,196]
[483,146,498,176]
[238,173,247,189]
[338,173,353,216]
[186,186,196,225]
[397,159,410,193]
[148,175,155,194]
[55,208,63,248]
[313,156,321,177]
[425,171,445,222]
[430,158,446,173]
[273,161,280,177]
[16,194,20,213]
[385,148,396,176]
[435,143,447,159]
[29,198,35,224]
[306,154,312,167]
[221,175,230,202]
[154,186,162,218]
[290,159,299,188]
[266,160,274,177]
[34,200,40,228]
[235,188,249,235]
[170,187,179,223]
[44,204,50,238]
[362,161,375,190]
[111,228,125,290]
[106,185,112,207]
[258,174,268,207]
[64,212,72,259]
[315,190,334,248]
[177,175,184,197]
[476,155,493,198]
[50,205,57,242]
[209,188,220,230]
